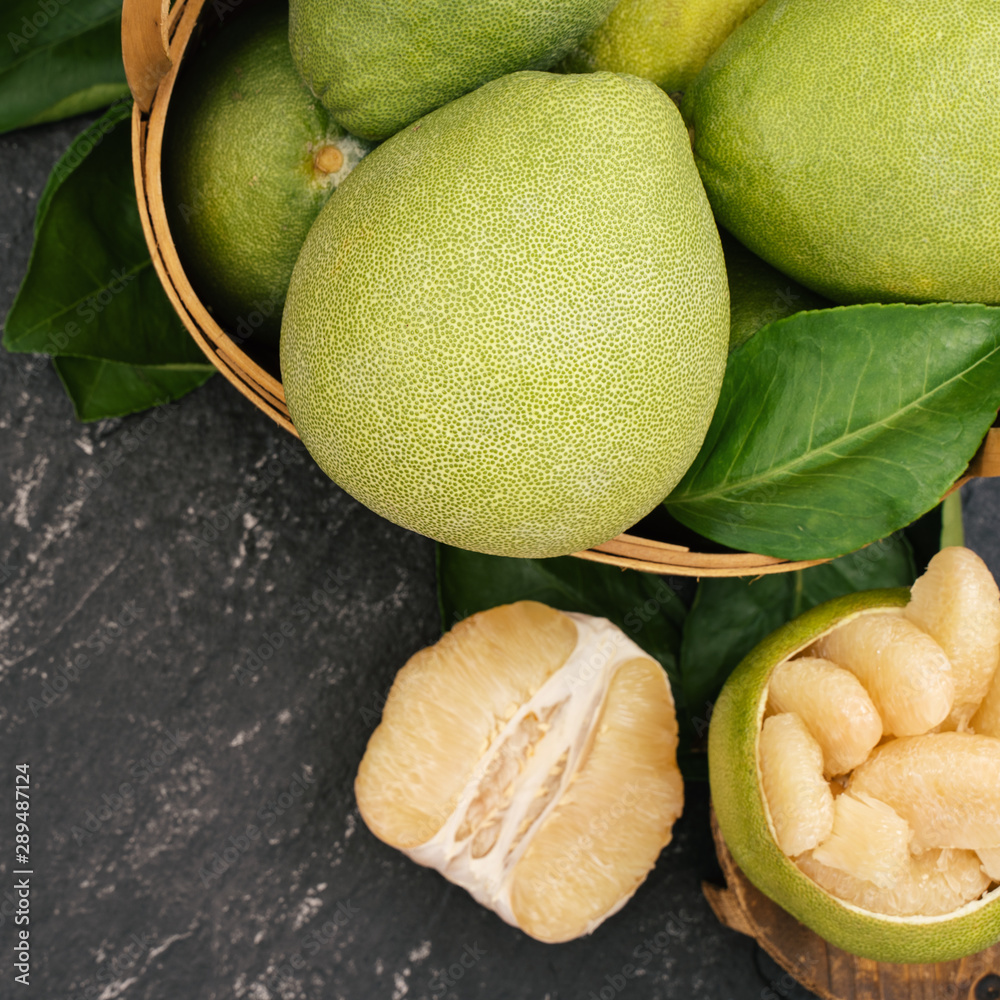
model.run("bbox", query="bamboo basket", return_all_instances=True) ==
[122,0,1000,578]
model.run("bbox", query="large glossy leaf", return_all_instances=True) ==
[3,101,214,420]
[679,534,916,732]
[664,303,1000,560]
[5,101,206,367]
[53,356,215,421]
[0,0,128,134]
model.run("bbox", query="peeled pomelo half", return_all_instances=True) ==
[709,586,1000,963]
[355,600,684,943]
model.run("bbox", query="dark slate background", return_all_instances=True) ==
[2,115,999,1000]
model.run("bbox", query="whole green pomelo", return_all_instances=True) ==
[281,71,729,558]
[163,5,370,345]
[683,0,1000,306]
[721,229,831,353]
[562,0,766,94]
[288,0,620,140]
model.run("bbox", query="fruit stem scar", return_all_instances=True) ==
[314,145,344,175]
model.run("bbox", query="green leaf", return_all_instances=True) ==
[679,535,916,730]
[4,102,207,369]
[0,0,128,134]
[664,303,1000,560]
[52,356,215,421]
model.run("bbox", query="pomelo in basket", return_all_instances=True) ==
[281,71,729,558]
[709,547,1000,963]
[289,0,620,140]
[162,5,369,345]
[683,0,1000,305]
[563,0,767,94]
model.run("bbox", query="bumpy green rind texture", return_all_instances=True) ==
[709,587,1000,963]
[289,0,620,140]
[281,71,729,558]
[163,6,361,344]
[563,0,767,94]
[683,0,1000,306]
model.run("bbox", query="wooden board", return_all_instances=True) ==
[704,811,1000,1000]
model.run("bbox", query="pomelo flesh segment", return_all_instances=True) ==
[811,792,911,889]
[810,612,954,736]
[977,848,1000,882]
[848,733,1000,851]
[767,656,882,776]
[509,656,684,943]
[759,712,834,857]
[905,547,1000,729]
[797,848,990,918]
[355,601,577,848]
[356,602,684,942]
[971,667,1000,737]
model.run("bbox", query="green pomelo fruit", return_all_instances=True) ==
[288,0,620,140]
[281,71,729,558]
[721,230,831,353]
[163,5,370,345]
[562,0,766,94]
[709,589,1000,963]
[683,0,1000,306]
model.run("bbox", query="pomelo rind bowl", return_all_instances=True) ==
[122,0,1000,578]
[708,587,1000,964]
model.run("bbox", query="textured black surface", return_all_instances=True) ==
[2,116,999,1000]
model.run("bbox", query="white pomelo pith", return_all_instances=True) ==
[281,71,728,558]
